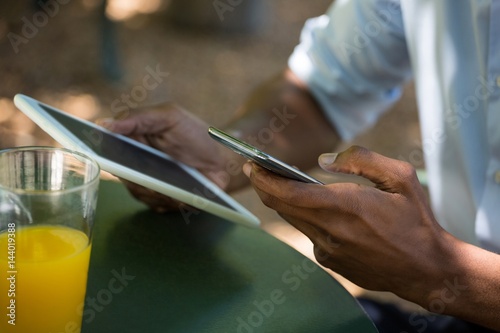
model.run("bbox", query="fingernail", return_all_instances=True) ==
[96,117,115,129]
[318,153,338,166]
[242,163,252,178]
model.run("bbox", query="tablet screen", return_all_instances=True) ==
[39,104,232,209]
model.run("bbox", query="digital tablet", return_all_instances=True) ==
[13,94,260,228]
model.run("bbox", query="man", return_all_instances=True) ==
[104,0,500,331]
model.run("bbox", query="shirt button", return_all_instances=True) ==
[495,171,500,184]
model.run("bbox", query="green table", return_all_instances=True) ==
[82,181,378,333]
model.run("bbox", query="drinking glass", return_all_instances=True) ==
[0,147,100,333]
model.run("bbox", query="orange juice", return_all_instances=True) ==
[0,225,91,333]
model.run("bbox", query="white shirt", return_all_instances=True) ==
[288,0,500,252]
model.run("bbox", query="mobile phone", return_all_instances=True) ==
[208,127,324,185]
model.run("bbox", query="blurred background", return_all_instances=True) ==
[0,0,423,311]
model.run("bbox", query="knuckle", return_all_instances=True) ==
[396,161,417,180]
[337,146,371,172]
[346,145,370,159]
[392,161,419,191]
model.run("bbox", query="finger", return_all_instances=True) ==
[95,117,115,128]
[244,162,397,237]
[318,146,419,193]
[101,108,182,136]
[279,212,324,239]
[313,244,334,265]
[121,179,183,213]
[313,244,346,272]
[279,212,343,248]
[243,162,324,211]
[244,162,371,213]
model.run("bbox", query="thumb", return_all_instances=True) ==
[318,146,418,192]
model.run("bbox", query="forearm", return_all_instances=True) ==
[424,235,500,330]
[222,68,340,192]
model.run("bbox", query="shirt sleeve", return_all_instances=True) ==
[288,0,412,141]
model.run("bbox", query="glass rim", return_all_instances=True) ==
[0,146,100,195]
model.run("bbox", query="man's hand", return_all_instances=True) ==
[101,68,341,213]
[101,103,240,212]
[244,146,500,329]
[243,146,458,307]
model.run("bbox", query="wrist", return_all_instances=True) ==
[388,229,460,309]
[417,232,469,312]
[418,232,500,327]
